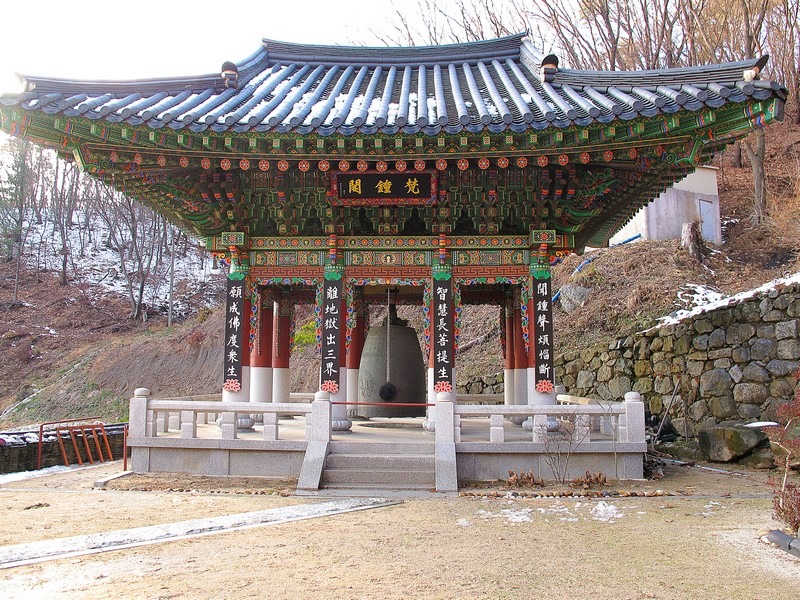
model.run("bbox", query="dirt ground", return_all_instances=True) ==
[0,462,798,599]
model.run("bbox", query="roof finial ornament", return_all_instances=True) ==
[221,61,239,90]
[540,54,559,83]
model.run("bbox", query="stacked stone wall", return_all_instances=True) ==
[554,280,800,435]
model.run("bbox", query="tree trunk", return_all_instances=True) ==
[680,221,706,263]
[742,129,767,224]
[730,141,743,168]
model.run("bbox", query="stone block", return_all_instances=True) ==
[759,298,773,317]
[756,324,775,339]
[576,370,596,389]
[597,364,613,382]
[737,403,762,420]
[564,360,584,375]
[688,399,710,422]
[750,338,776,361]
[736,302,761,323]
[687,360,706,377]
[608,376,632,399]
[708,328,727,349]
[732,346,750,363]
[700,368,732,396]
[633,377,653,394]
[674,336,691,355]
[777,339,800,360]
[655,376,675,395]
[650,337,663,352]
[649,396,663,415]
[708,395,738,419]
[596,383,612,400]
[742,363,771,382]
[614,357,633,374]
[694,319,713,334]
[729,365,743,383]
[670,417,694,439]
[774,294,791,310]
[560,374,576,388]
[763,309,785,322]
[711,309,734,327]
[661,336,674,352]
[698,426,769,462]
[708,348,732,359]
[733,383,768,405]
[738,445,775,469]
[686,351,708,361]
[693,335,709,350]
[766,359,798,377]
[633,360,652,377]
[769,378,795,398]
[713,359,732,369]
[726,323,755,345]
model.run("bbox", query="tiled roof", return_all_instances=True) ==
[2,34,786,137]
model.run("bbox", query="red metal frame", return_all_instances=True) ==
[36,417,114,469]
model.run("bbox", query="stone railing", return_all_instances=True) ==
[128,389,318,442]
[453,393,644,447]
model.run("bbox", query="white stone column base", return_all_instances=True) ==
[272,367,290,404]
[424,367,436,432]
[503,368,515,406]
[346,367,359,418]
[330,367,352,431]
[510,368,527,425]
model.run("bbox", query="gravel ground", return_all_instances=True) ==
[0,462,798,599]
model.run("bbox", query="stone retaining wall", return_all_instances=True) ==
[558,279,800,435]
[460,278,800,436]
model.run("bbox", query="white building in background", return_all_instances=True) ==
[609,165,721,246]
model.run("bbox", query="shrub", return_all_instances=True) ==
[765,370,800,535]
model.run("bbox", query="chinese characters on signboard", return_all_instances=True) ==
[432,278,454,394]
[331,172,436,206]
[223,278,245,392]
[320,277,344,394]
[532,277,555,395]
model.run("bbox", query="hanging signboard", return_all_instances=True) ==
[320,274,344,394]
[330,171,436,206]
[222,277,246,392]
[532,276,555,395]
[432,274,454,394]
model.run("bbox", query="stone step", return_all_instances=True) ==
[326,453,434,470]
[322,468,435,486]
[328,441,434,455]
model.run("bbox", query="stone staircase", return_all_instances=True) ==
[320,441,436,491]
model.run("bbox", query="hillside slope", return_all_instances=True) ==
[1,123,798,429]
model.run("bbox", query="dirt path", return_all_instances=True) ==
[1,462,798,599]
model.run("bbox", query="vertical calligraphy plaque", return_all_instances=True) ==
[320,271,344,394]
[531,256,555,396]
[432,271,454,393]
[223,276,246,392]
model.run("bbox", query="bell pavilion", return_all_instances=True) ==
[1,35,786,490]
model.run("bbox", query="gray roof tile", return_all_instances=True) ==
[2,34,786,135]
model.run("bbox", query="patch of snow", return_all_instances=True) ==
[652,271,800,329]
[456,518,472,527]
[590,501,624,522]
[0,465,74,485]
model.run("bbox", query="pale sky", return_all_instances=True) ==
[0,0,420,92]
